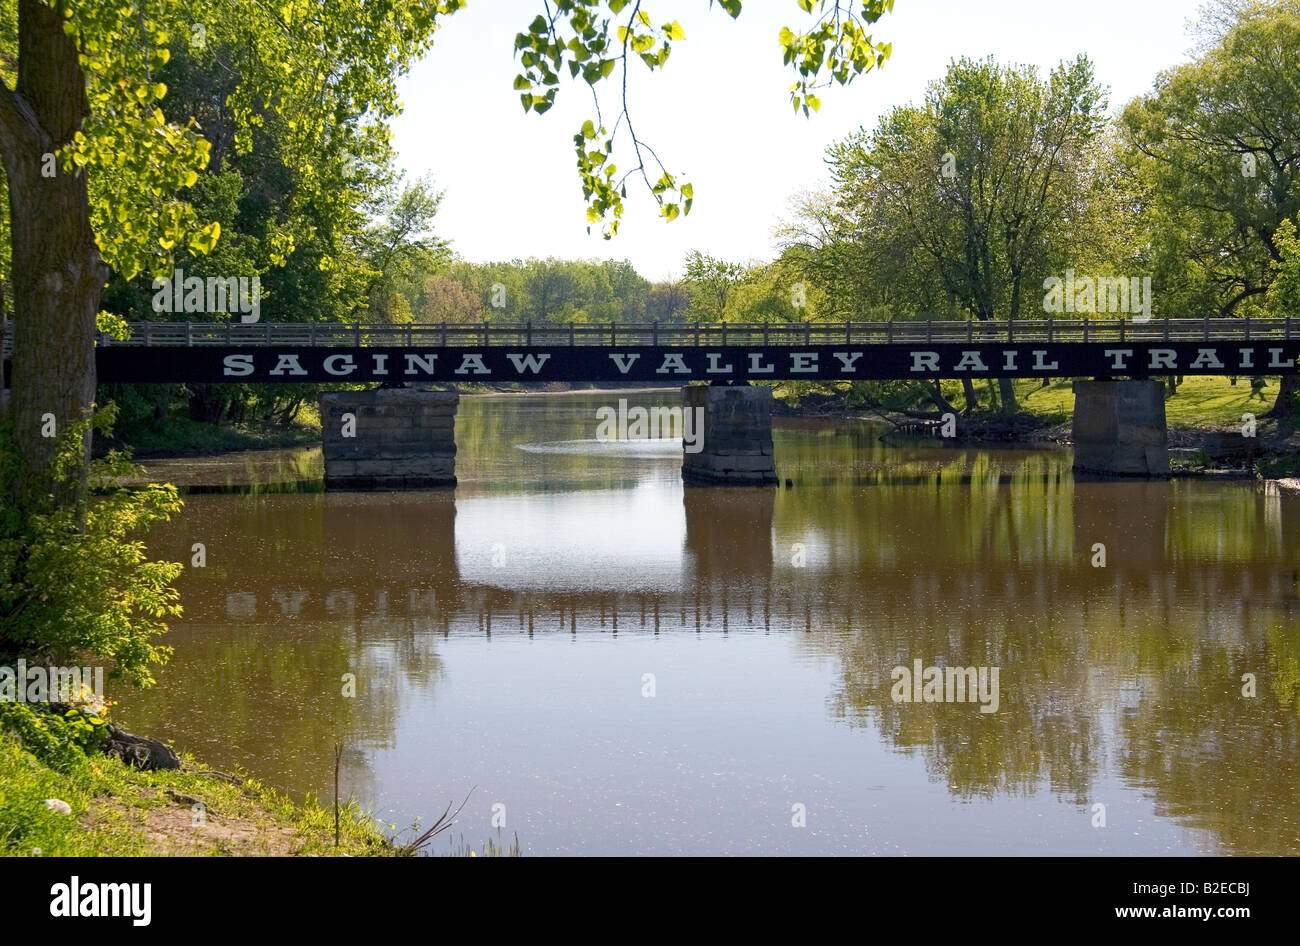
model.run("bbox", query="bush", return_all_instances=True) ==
[0,405,183,687]
[0,702,109,772]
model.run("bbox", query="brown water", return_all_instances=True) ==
[114,390,1300,855]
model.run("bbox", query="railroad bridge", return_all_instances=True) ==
[7,317,1298,487]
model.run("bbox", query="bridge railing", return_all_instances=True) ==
[0,317,1290,354]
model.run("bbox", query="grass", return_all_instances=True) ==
[1013,376,1278,429]
[0,701,523,857]
[0,729,396,857]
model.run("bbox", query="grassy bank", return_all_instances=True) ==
[1012,375,1278,429]
[778,376,1286,433]
[0,715,392,856]
[0,702,521,857]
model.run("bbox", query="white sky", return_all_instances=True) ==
[391,0,1209,282]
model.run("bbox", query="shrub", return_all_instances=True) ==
[0,406,183,687]
[0,702,109,772]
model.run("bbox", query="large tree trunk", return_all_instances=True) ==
[188,384,229,425]
[924,380,959,417]
[998,376,1018,412]
[961,377,978,414]
[1269,374,1299,419]
[1,276,8,422]
[1004,270,1022,412]
[0,0,104,501]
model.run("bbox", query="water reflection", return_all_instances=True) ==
[113,392,1300,855]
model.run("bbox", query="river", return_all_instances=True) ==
[113,389,1300,855]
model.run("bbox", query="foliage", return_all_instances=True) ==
[0,407,183,686]
[1268,218,1300,318]
[512,0,895,235]
[1121,0,1300,318]
[0,702,109,772]
[682,251,746,320]
[410,256,653,324]
[361,174,452,323]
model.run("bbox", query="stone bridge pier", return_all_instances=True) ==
[1071,380,1170,477]
[681,384,779,486]
[321,388,458,490]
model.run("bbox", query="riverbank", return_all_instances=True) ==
[775,376,1300,477]
[0,705,397,856]
[97,415,320,460]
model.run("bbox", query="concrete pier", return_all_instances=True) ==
[1071,380,1169,477]
[320,388,457,490]
[681,385,778,486]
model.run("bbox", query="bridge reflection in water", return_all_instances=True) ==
[186,480,1294,633]
[114,467,1300,855]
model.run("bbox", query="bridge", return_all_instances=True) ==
[6,318,1297,487]
[66,316,1300,383]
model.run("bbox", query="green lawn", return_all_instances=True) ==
[0,728,395,857]
[1012,376,1277,429]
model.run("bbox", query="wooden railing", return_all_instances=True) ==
[79,317,1296,348]
[1,317,1295,356]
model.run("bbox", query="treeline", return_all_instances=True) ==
[402,258,688,324]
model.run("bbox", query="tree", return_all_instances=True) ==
[419,273,483,323]
[1266,218,1300,416]
[646,277,688,323]
[682,250,746,320]
[360,174,451,323]
[824,55,1112,411]
[0,0,897,497]
[1122,0,1300,415]
[0,0,461,495]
